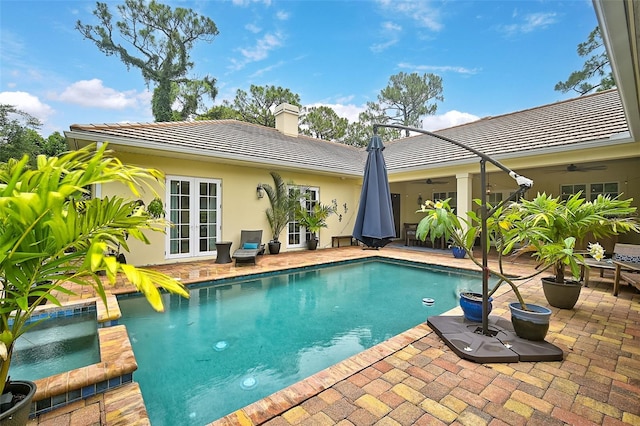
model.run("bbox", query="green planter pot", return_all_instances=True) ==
[0,380,36,426]
[541,277,582,309]
[509,303,551,341]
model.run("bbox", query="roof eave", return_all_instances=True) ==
[594,0,640,139]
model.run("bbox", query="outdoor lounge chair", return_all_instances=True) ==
[233,230,263,265]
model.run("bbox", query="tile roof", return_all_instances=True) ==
[67,89,629,176]
[68,119,365,175]
[384,89,628,171]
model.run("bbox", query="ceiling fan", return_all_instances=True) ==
[419,178,448,184]
[562,163,607,172]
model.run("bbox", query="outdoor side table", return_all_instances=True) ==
[215,241,232,264]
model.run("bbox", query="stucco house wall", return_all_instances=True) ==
[97,150,363,266]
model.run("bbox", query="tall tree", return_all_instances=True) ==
[0,105,43,165]
[171,77,218,121]
[229,85,301,127]
[76,0,219,122]
[300,106,348,141]
[39,131,69,157]
[197,105,242,121]
[555,26,614,95]
[377,72,444,137]
[341,105,401,147]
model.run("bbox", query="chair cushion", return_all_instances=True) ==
[243,242,259,249]
[613,253,640,263]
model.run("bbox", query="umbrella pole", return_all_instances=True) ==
[480,159,489,336]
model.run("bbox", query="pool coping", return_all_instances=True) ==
[210,322,436,425]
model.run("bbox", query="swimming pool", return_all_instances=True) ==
[10,311,100,381]
[118,259,484,425]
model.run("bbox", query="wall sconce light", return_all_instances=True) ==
[486,183,492,195]
[256,184,264,199]
[417,193,423,206]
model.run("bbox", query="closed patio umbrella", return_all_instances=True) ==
[353,133,396,248]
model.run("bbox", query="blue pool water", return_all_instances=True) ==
[118,259,484,425]
[10,312,100,381]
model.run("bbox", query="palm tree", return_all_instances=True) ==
[261,171,303,246]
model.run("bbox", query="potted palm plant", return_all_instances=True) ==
[261,172,303,254]
[0,144,189,424]
[503,192,639,309]
[296,203,336,250]
[417,199,552,340]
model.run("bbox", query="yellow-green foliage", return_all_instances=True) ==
[0,144,189,395]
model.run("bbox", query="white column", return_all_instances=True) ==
[455,173,473,226]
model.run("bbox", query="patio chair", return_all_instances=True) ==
[233,230,263,265]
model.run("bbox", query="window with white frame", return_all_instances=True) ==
[589,182,619,200]
[561,182,618,201]
[288,186,319,248]
[433,191,457,211]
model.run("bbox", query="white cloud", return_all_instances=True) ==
[231,0,271,6]
[376,0,443,31]
[398,62,480,75]
[370,21,402,53]
[230,32,284,70]
[422,110,479,131]
[382,21,401,32]
[500,12,557,35]
[249,60,285,78]
[241,32,283,61]
[0,91,54,122]
[305,102,365,124]
[276,10,289,20]
[54,79,140,109]
[245,23,261,34]
[370,39,399,54]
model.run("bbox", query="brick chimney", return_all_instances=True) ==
[274,103,299,137]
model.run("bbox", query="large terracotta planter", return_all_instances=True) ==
[541,277,582,309]
[0,380,36,426]
[509,303,551,341]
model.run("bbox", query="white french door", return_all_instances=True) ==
[287,187,319,248]
[166,176,221,259]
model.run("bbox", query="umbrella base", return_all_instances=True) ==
[355,237,392,248]
[427,315,563,363]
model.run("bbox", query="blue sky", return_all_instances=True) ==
[1,0,599,136]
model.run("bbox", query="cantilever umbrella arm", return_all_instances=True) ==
[372,123,533,335]
[373,124,533,189]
